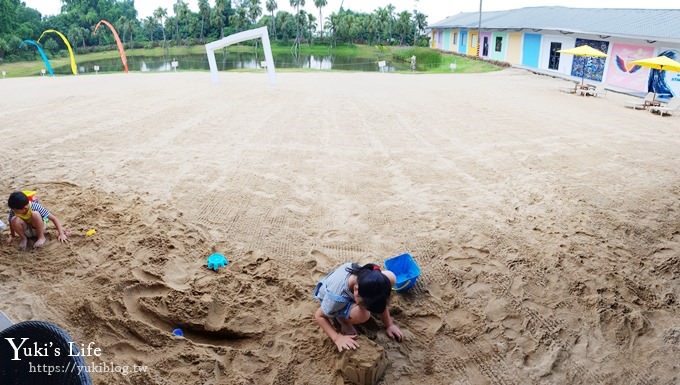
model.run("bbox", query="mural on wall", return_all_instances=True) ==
[649,49,680,98]
[606,43,654,91]
[571,38,609,81]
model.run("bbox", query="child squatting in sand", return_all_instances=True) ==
[314,262,403,351]
[6,191,69,250]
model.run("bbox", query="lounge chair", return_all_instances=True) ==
[650,98,680,116]
[0,320,93,384]
[587,85,607,97]
[559,84,577,94]
[575,85,591,96]
[625,92,655,110]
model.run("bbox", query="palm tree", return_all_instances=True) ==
[80,27,89,48]
[198,0,210,42]
[229,5,248,32]
[143,16,157,44]
[212,0,227,39]
[313,0,326,40]
[92,25,101,46]
[289,0,305,54]
[276,11,295,40]
[247,0,263,60]
[386,3,396,44]
[125,18,136,48]
[395,11,411,45]
[67,25,83,50]
[247,0,262,25]
[117,16,129,44]
[173,0,190,44]
[266,0,277,35]
[173,1,180,43]
[325,13,337,46]
[116,16,136,48]
[414,11,427,46]
[153,7,167,48]
[360,14,373,45]
[307,13,316,44]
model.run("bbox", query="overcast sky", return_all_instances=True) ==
[21,1,679,24]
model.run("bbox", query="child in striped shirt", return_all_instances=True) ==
[6,191,69,250]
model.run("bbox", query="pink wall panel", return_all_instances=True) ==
[607,43,655,91]
[480,32,492,57]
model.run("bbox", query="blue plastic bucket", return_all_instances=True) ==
[384,253,421,293]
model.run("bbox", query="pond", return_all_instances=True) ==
[57,52,413,75]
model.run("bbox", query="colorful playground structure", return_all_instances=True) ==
[20,20,128,76]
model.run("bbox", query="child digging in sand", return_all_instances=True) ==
[6,191,69,250]
[313,262,403,352]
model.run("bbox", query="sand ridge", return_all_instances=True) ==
[0,70,679,384]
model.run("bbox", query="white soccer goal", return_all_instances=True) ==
[205,26,276,84]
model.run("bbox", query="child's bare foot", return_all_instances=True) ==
[18,238,28,250]
[340,323,357,336]
[34,236,47,248]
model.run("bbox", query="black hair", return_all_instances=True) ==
[346,263,392,313]
[8,191,29,210]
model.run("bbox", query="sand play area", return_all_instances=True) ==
[0,69,679,384]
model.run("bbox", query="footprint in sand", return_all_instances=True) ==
[652,248,680,279]
[410,314,444,338]
[445,308,483,338]
[131,267,163,283]
[462,246,491,259]
[309,249,336,270]
[162,258,204,291]
[307,249,338,281]
[319,229,342,241]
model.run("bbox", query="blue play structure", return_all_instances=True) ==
[20,40,54,76]
[384,253,421,293]
[207,253,228,271]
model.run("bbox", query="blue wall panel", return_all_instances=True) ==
[459,30,468,54]
[522,33,541,68]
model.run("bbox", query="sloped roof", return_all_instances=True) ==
[430,7,680,42]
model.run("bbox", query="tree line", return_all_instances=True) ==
[0,0,429,62]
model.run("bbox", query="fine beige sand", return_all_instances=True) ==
[0,69,679,385]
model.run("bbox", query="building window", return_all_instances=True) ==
[495,36,503,52]
[453,32,457,45]
[471,35,478,48]
[549,42,562,70]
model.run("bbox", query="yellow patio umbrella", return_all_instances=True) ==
[630,55,680,101]
[558,45,608,85]
[630,55,680,72]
